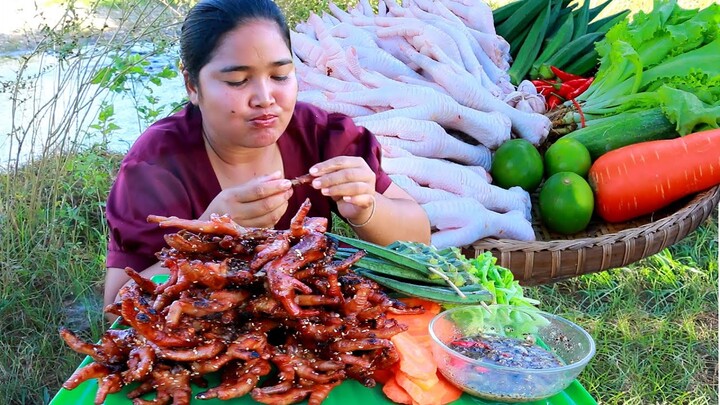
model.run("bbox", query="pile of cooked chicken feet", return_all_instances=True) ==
[60,199,423,405]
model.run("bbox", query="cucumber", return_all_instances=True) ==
[564,108,678,159]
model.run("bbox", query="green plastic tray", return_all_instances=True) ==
[51,275,597,405]
[51,352,596,405]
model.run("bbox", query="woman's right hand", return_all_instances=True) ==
[202,171,293,228]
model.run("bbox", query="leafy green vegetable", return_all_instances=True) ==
[449,305,551,339]
[338,239,539,309]
[657,86,720,134]
[467,252,540,308]
[561,0,720,135]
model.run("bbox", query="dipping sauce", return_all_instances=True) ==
[449,334,564,369]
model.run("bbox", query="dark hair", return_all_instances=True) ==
[180,0,291,85]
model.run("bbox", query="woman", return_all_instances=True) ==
[103,0,430,308]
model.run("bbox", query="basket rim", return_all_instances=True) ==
[471,184,720,253]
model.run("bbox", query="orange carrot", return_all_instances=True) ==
[394,371,439,405]
[588,128,720,222]
[391,332,438,385]
[436,372,463,403]
[381,298,463,405]
[394,370,462,405]
[382,369,413,405]
[391,299,441,333]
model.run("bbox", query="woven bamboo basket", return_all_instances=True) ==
[465,185,720,286]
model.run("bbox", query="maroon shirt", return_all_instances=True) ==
[106,102,391,271]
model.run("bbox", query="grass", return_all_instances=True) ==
[0,0,717,404]
[0,145,121,403]
[526,218,718,404]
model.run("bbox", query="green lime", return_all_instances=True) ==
[544,138,592,178]
[491,139,544,192]
[538,172,594,234]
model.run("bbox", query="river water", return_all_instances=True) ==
[0,43,186,168]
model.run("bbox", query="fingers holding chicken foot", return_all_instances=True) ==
[290,173,315,186]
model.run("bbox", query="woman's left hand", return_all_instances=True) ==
[309,156,376,225]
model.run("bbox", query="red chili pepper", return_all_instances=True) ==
[560,78,589,88]
[550,66,584,82]
[546,94,562,110]
[555,82,578,99]
[531,79,563,97]
[566,77,595,100]
[570,97,586,128]
[537,87,553,97]
[531,79,554,88]
[530,80,551,95]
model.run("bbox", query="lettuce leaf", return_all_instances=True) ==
[579,0,720,115]
[657,86,720,134]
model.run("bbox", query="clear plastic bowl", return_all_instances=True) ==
[428,304,595,403]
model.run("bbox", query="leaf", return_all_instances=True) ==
[90,66,113,86]
[98,104,114,122]
[158,66,178,79]
[657,85,720,134]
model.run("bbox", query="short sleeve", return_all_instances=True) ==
[106,160,192,271]
[324,113,392,193]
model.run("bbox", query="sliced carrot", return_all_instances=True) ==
[381,298,465,405]
[391,314,437,340]
[390,332,438,384]
[382,373,413,405]
[390,298,441,340]
[436,371,463,403]
[396,370,456,405]
[395,371,433,405]
[405,372,439,392]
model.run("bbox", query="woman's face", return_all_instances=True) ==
[188,19,297,149]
